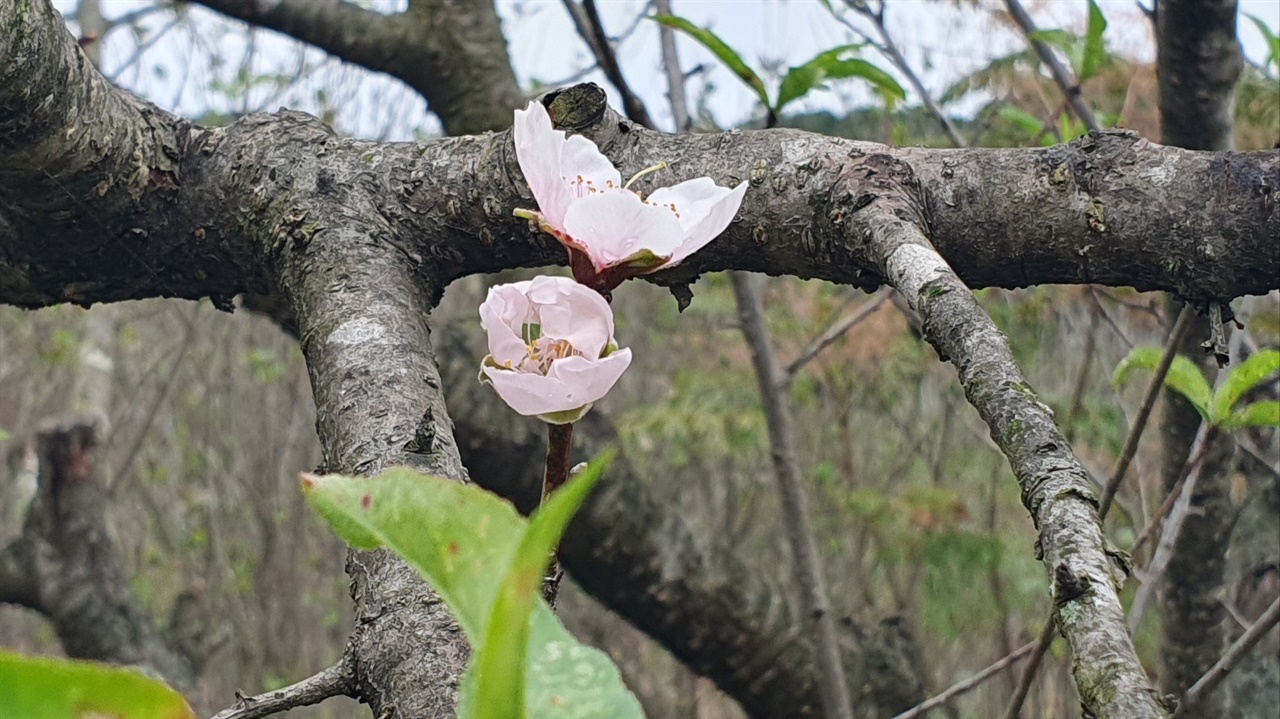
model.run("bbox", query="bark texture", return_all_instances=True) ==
[2,42,1277,310]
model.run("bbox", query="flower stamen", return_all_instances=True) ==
[624,162,669,190]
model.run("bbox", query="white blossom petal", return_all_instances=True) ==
[561,191,685,270]
[648,179,748,266]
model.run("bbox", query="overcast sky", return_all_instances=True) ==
[59,0,1280,139]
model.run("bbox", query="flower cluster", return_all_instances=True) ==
[480,101,747,423]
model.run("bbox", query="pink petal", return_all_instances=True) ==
[514,102,620,232]
[524,276,614,357]
[647,180,748,266]
[479,281,534,364]
[514,103,573,230]
[561,191,685,270]
[482,349,631,416]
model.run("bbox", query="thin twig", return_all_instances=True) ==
[1098,303,1194,519]
[840,0,968,147]
[210,658,354,719]
[1063,303,1101,443]
[561,0,657,129]
[1127,425,1214,632]
[652,0,690,132]
[1171,595,1280,718]
[893,641,1036,719]
[1003,0,1103,133]
[784,289,890,381]
[1000,617,1057,719]
[730,271,854,719]
[540,422,574,607]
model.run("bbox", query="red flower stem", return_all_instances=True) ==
[540,421,574,608]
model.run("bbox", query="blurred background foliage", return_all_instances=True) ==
[1,1,1277,717]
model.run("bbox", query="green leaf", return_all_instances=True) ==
[1113,348,1213,423]
[307,456,643,719]
[1029,28,1085,77]
[0,427,8,441]
[824,58,906,103]
[1213,349,1280,420]
[774,45,904,113]
[651,15,770,107]
[1245,13,1280,74]
[0,651,196,719]
[1224,400,1280,429]
[998,105,1046,136]
[1081,0,1108,81]
[301,467,526,637]
[470,451,613,719]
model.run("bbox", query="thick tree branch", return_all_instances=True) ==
[2,22,1275,310]
[192,0,524,135]
[271,142,471,714]
[1155,2,1244,710]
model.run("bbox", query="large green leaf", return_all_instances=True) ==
[301,467,526,638]
[651,15,770,107]
[470,452,615,719]
[1213,349,1280,420]
[1080,0,1108,81]
[1113,348,1213,423]
[0,651,196,719]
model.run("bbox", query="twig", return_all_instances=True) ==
[1127,425,1214,632]
[1000,618,1056,719]
[540,422,574,608]
[784,289,890,381]
[1003,0,1102,133]
[730,271,854,719]
[210,658,355,719]
[1098,303,1194,519]
[893,641,1035,719]
[1062,303,1101,443]
[561,0,657,129]
[840,0,968,147]
[652,0,690,131]
[1170,595,1280,718]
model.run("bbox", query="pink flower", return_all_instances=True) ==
[513,101,748,296]
[479,275,633,424]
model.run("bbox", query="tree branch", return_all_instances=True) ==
[1003,0,1102,133]
[730,270,855,719]
[192,0,524,135]
[823,153,1163,717]
[210,656,355,719]
[0,419,197,693]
